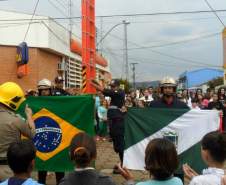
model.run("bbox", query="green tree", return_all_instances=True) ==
[119,79,131,93]
[207,77,223,89]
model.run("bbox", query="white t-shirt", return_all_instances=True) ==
[189,167,224,185]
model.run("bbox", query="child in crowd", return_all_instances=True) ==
[183,131,226,185]
[59,132,116,185]
[191,98,200,109]
[97,99,108,141]
[118,138,183,185]
[0,139,42,185]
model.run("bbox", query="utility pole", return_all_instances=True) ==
[223,28,226,85]
[69,0,72,39]
[131,62,138,89]
[99,17,103,55]
[123,20,130,81]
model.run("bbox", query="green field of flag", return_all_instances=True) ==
[17,95,95,172]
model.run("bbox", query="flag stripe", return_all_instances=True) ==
[124,108,189,150]
[124,109,220,171]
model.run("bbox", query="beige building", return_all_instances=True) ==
[0,10,111,91]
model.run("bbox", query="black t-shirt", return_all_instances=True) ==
[103,89,125,108]
[149,97,189,109]
[52,88,70,96]
[207,101,223,110]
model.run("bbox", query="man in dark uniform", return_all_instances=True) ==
[52,76,70,96]
[92,79,125,173]
[150,76,189,109]
[150,76,189,182]
[37,79,65,184]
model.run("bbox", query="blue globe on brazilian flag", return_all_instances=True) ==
[17,95,95,172]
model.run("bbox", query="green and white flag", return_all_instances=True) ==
[123,108,220,172]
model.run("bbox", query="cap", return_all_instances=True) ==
[55,76,64,83]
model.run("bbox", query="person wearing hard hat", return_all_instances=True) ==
[36,78,65,185]
[37,78,52,96]
[150,76,189,109]
[150,76,189,183]
[0,82,35,181]
[52,76,70,96]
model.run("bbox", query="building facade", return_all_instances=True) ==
[0,10,111,91]
[178,68,224,89]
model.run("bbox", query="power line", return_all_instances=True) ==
[104,46,124,78]
[99,28,221,68]
[204,0,226,27]
[101,49,216,68]
[95,9,226,19]
[99,16,225,25]
[54,0,68,10]
[48,0,69,18]
[41,21,69,46]
[1,9,226,22]
[107,32,221,51]
[47,0,80,29]
[23,0,40,41]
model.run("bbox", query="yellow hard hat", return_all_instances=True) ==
[0,82,25,110]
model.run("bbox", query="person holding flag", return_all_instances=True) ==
[150,76,189,109]
[36,78,65,184]
[149,76,189,182]
[0,82,35,181]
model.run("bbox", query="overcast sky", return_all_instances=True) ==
[0,0,226,82]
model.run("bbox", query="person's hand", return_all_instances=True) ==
[116,163,134,181]
[91,79,103,91]
[221,175,226,185]
[120,106,127,113]
[183,163,199,180]
[25,104,33,117]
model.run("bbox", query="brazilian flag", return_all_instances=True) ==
[17,95,95,172]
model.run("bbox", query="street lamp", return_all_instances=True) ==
[96,20,130,47]
[97,20,130,80]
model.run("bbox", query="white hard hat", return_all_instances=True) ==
[38,79,52,89]
[160,76,176,87]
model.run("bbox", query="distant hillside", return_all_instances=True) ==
[135,80,160,88]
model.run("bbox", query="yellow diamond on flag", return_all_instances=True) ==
[32,108,81,161]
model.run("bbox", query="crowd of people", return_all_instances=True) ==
[0,75,226,185]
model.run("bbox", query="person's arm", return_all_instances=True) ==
[97,107,104,121]
[91,79,113,97]
[116,164,135,185]
[183,163,199,181]
[14,105,36,138]
[91,80,104,91]
[221,175,226,185]
[25,104,35,131]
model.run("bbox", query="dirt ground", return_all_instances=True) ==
[41,140,192,185]
[43,139,149,185]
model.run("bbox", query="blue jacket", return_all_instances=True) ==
[0,178,43,185]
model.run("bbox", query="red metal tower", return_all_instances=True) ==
[81,0,96,93]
